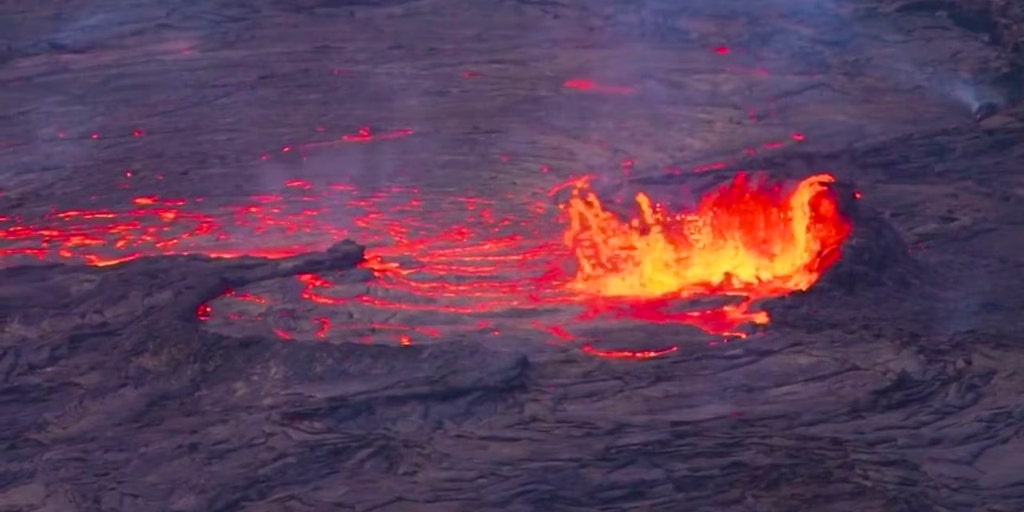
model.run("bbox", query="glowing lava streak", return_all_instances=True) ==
[561,173,850,312]
[562,79,634,95]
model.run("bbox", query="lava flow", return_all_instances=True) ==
[561,173,851,328]
[0,170,851,359]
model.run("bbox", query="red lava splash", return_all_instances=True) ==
[0,171,849,359]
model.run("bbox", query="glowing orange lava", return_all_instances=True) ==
[561,172,850,316]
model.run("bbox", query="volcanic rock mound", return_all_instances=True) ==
[816,180,916,292]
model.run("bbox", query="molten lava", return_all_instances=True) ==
[561,173,850,302]
[0,163,851,358]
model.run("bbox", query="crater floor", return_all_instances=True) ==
[1,1,1023,511]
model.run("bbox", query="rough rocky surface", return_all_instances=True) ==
[873,0,1024,101]
[2,1,1024,511]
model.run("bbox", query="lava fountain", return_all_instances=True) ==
[560,173,851,328]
